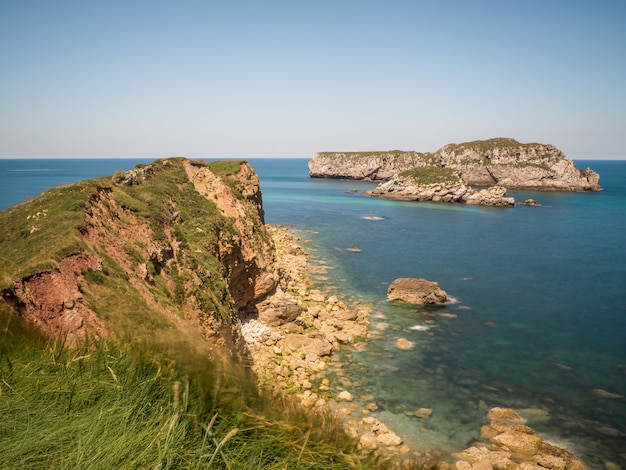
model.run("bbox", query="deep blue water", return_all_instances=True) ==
[1,158,625,467]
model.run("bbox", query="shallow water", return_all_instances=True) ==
[1,157,625,467]
[252,158,626,468]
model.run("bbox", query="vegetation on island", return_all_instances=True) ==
[443,137,541,153]
[316,150,439,166]
[399,166,462,186]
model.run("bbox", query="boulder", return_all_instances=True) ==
[457,407,587,470]
[257,294,301,326]
[395,338,415,350]
[523,198,541,206]
[414,408,434,419]
[281,332,333,357]
[463,185,515,207]
[387,278,449,305]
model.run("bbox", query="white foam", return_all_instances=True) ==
[409,325,432,331]
[361,215,385,221]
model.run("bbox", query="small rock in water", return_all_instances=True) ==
[337,390,354,402]
[487,407,525,423]
[414,408,433,419]
[365,402,378,412]
[522,198,541,206]
[387,277,449,304]
[395,338,415,350]
[591,388,623,400]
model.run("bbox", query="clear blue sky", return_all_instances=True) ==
[1,1,625,158]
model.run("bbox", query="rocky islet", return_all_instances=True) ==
[309,138,601,206]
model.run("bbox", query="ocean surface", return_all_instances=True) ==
[1,158,625,467]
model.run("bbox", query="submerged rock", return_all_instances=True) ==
[523,198,541,206]
[387,278,449,305]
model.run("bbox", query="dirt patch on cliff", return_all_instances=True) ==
[7,252,107,343]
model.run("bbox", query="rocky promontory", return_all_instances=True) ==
[309,138,601,192]
[368,166,516,206]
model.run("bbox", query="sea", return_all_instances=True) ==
[1,158,625,468]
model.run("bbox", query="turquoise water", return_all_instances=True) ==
[253,159,626,468]
[1,158,625,467]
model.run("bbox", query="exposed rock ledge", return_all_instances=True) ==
[309,138,601,192]
[368,173,516,207]
[454,407,585,470]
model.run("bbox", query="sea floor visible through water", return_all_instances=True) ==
[252,159,626,469]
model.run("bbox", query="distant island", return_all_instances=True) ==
[308,138,601,192]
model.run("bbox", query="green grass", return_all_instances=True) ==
[446,137,539,153]
[399,166,461,185]
[206,160,245,176]
[0,308,393,469]
[316,150,436,163]
[0,158,242,326]
[0,179,100,287]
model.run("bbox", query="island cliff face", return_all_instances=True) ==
[309,138,601,191]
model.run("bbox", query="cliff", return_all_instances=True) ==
[0,158,277,353]
[309,138,601,191]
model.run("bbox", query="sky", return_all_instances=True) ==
[1,1,625,159]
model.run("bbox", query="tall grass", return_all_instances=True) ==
[0,309,392,469]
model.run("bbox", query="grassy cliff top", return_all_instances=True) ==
[316,138,548,158]
[443,137,544,153]
[0,158,224,288]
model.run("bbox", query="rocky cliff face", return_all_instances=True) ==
[438,138,600,191]
[0,158,277,354]
[308,151,436,181]
[309,138,601,191]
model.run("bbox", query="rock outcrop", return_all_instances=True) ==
[439,139,600,191]
[368,171,515,207]
[454,407,585,470]
[387,278,450,305]
[309,138,601,192]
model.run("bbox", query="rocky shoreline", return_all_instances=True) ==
[368,178,516,207]
[242,225,587,469]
